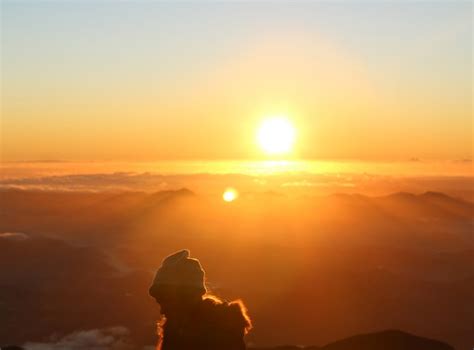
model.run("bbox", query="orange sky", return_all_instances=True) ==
[1,2,472,162]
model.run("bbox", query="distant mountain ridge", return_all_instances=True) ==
[251,330,454,350]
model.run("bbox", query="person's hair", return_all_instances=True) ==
[202,293,252,334]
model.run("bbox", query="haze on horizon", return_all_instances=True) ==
[1,1,472,163]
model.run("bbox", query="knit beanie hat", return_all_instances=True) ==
[149,250,206,298]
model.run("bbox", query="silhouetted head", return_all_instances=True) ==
[149,249,252,349]
[149,250,206,315]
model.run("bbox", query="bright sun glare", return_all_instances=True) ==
[223,188,238,202]
[257,117,296,155]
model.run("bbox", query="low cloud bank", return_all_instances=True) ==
[0,232,29,240]
[22,326,152,350]
[1,171,473,201]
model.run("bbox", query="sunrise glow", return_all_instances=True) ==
[2,2,472,349]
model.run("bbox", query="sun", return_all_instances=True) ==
[223,188,238,202]
[257,117,296,155]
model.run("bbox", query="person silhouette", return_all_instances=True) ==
[149,249,252,350]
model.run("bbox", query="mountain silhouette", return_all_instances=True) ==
[251,330,454,350]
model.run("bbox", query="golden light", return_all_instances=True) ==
[223,187,238,202]
[257,117,296,155]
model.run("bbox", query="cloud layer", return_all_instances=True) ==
[23,327,140,350]
[1,171,473,201]
[0,232,29,240]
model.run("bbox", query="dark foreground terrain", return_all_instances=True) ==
[3,329,455,350]
[0,189,472,349]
